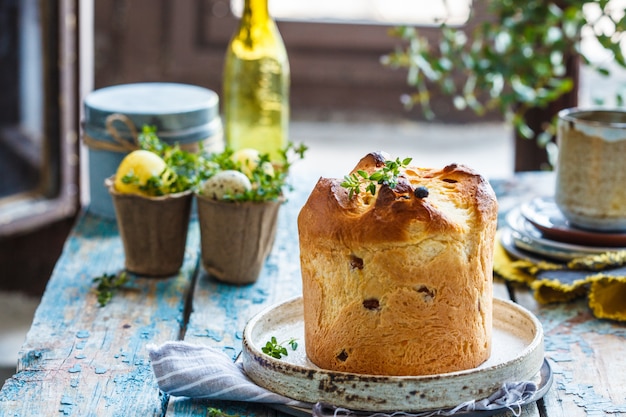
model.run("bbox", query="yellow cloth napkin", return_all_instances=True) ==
[493,232,626,322]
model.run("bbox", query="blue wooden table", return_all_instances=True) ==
[1,170,625,417]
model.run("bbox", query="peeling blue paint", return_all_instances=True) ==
[138,327,154,339]
[76,330,90,338]
[222,346,237,360]
[59,394,74,415]
[0,212,197,415]
[21,350,45,368]
[251,287,269,304]
[566,382,626,415]
[549,353,572,362]
[112,364,153,389]
[119,351,130,363]
[59,404,73,415]
[536,297,626,416]
[193,329,222,341]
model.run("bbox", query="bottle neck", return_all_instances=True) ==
[242,0,270,25]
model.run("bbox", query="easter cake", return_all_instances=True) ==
[297,152,498,376]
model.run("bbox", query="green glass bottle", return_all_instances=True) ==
[223,0,289,162]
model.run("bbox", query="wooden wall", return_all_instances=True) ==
[92,0,496,122]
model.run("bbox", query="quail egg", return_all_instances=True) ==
[202,170,252,200]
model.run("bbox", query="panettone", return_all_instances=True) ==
[297,152,498,376]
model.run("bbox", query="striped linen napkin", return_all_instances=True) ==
[148,341,537,417]
[147,341,307,406]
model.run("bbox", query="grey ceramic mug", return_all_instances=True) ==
[555,108,626,231]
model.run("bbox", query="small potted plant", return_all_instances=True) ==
[106,126,201,277]
[383,1,626,170]
[195,144,306,285]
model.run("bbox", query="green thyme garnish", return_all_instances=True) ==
[207,408,241,417]
[341,157,412,198]
[138,125,307,202]
[205,142,308,202]
[119,169,175,197]
[93,271,128,307]
[137,125,205,195]
[261,336,298,359]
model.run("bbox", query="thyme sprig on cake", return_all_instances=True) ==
[341,157,412,198]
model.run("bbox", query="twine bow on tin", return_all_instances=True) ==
[83,113,217,153]
[82,113,141,153]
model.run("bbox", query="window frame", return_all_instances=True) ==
[0,0,80,237]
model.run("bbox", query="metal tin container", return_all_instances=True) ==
[82,82,223,218]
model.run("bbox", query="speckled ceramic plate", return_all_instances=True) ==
[499,227,551,264]
[242,296,545,413]
[521,197,626,247]
[506,207,621,261]
[271,360,553,417]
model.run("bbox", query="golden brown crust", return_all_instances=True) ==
[298,152,498,376]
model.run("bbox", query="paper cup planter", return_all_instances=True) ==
[196,193,283,285]
[106,177,193,277]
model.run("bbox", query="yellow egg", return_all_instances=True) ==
[231,148,275,178]
[260,161,275,177]
[114,150,169,196]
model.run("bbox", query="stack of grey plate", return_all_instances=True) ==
[500,196,626,263]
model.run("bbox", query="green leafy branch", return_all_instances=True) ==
[383,0,626,147]
[93,272,129,307]
[261,336,298,359]
[341,157,412,199]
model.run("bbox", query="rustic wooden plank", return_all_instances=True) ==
[165,179,309,416]
[0,211,200,417]
[513,287,626,417]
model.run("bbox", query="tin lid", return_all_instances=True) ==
[83,82,221,145]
